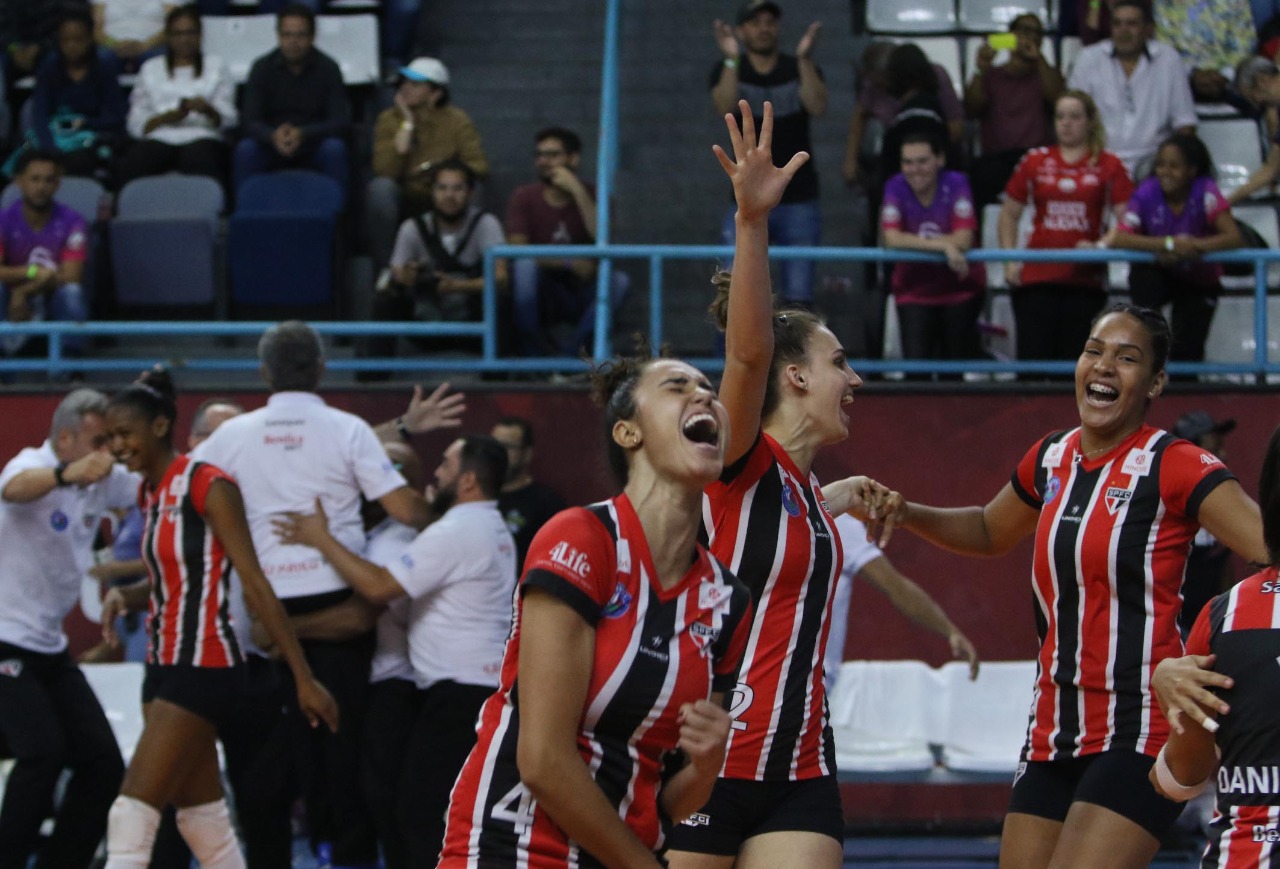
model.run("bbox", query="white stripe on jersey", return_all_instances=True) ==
[1038,448,1077,756]
[466,702,512,869]
[1135,430,1168,756]
[1101,451,1123,754]
[789,489,839,779]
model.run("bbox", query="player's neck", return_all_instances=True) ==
[623,475,703,588]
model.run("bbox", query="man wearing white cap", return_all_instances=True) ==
[366,56,489,293]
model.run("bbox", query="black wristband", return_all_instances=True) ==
[395,416,412,442]
[53,462,70,487]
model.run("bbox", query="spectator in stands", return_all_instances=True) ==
[1154,0,1257,106]
[273,434,516,869]
[965,14,1064,209]
[505,126,628,357]
[879,130,986,370]
[489,416,566,576]
[26,6,126,181]
[360,159,506,374]
[0,0,71,79]
[0,150,88,359]
[234,3,350,199]
[366,57,488,290]
[1000,90,1133,366]
[116,4,236,189]
[91,0,169,72]
[710,0,825,306]
[878,43,957,188]
[1068,0,1198,178]
[843,40,964,190]
[1103,132,1243,363]
[1227,56,1280,202]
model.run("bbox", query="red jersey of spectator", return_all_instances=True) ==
[1004,145,1133,286]
[140,455,242,668]
[1011,424,1233,761]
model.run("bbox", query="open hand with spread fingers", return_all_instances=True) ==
[712,100,809,223]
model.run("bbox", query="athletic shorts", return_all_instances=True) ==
[1007,750,1184,839]
[662,775,843,856]
[142,663,248,731]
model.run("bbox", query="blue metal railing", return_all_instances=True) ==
[591,0,624,362]
[4,246,1279,379]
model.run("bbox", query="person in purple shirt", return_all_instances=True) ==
[0,149,89,358]
[879,130,985,374]
[1104,133,1243,364]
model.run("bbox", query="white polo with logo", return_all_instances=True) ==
[0,442,138,653]
[386,500,516,691]
[197,391,408,600]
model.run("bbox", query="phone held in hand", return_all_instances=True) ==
[988,32,1017,51]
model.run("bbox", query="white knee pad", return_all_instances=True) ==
[104,795,162,869]
[176,798,245,869]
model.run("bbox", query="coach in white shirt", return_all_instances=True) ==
[196,320,431,869]
[1067,0,1196,178]
[273,433,515,869]
[0,389,136,869]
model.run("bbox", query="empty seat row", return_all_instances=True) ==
[202,13,380,85]
[868,0,1056,35]
[827,659,1035,775]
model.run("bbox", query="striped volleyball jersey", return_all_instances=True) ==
[702,431,843,781]
[439,495,752,867]
[1189,570,1280,869]
[1011,424,1233,761]
[140,455,242,668]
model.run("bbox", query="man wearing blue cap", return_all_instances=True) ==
[234,3,351,199]
[366,56,489,292]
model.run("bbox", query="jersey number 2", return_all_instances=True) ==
[727,682,754,732]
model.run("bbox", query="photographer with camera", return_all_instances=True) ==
[358,159,507,380]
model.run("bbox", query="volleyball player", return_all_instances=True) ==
[878,305,1267,868]
[98,369,338,868]
[436,352,754,867]
[666,101,888,869]
[1149,424,1280,868]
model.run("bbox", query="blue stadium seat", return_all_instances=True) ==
[228,171,343,310]
[110,175,223,308]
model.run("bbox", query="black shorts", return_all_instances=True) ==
[662,775,843,856]
[1007,751,1184,839]
[142,663,249,732]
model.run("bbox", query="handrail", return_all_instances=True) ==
[591,0,624,362]
[4,245,1278,380]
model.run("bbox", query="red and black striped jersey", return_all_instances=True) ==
[702,431,843,781]
[140,455,242,668]
[439,495,752,867]
[1011,424,1232,761]
[1189,570,1280,868]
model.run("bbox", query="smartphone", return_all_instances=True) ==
[988,32,1018,50]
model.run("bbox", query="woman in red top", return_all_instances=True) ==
[99,369,337,869]
[879,305,1266,868]
[999,89,1134,366]
[665,102,884,869]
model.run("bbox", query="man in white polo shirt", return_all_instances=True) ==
[197,320,431,869]
[0,389,136,869]
[272,433,515,869]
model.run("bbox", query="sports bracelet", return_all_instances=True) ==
[1164,236,1175,252]
[26,263,37,279]
[723,57,738,70]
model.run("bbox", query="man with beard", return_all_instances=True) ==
[272,434,515,869]
[360,159,506,376]
[0,150,88,358]
[709,0,825,306]
[504,126,629,357]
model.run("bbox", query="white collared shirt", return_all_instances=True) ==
[127,54,238,145]
[0,442,138,653]
[197,392,408,599]
[366,518,418,684]
[1068,39,1198,175]
[387,500,516,691]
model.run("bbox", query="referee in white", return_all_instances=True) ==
[0,389,137,869]
[198,321,431,868]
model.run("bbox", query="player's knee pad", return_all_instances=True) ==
[104,795,161,868]
[176,798,245,869]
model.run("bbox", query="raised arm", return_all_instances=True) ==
[712,100,810,465]
[1196,479,1267,566]
[516,589,664,869]
[900,482,1040,557]
[373,382,466,443]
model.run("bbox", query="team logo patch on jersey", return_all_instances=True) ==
[0,658,22,677]
[1013,760,1027,788]
[1200,453,1221,467]
[689,620,721,654]
[548,541,591,578]
[49,509,69,532]
[601,581,632,619]
[1104,486,1132,515]
[699,579,732,613]
[1043,442,1067,468]
[681,812,712,827]
[1057,177,1077,193]
[1043,476,1061,505]
[781,483,802,517]
[1122,449,1154,477]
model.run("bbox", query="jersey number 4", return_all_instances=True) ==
[492,781,537,832]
